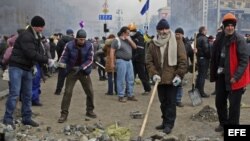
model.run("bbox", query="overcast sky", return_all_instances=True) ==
[69,0,167,25]
[108,0,167,24]
[64,0,167,36]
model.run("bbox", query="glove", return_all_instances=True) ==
[32,65,37,76]
[57,62,66,68]
[172,75,182,86]
[153,75,161,82]
[72,66,82,75]
[48,59,56,68]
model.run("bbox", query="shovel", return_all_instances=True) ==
[95,61,105,70]
[137,80,159,141]
[188,33,202,106]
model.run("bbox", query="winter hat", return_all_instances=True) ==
[175,27,184,35]
[222,13,237,27]
[76,29,87,38]
[156,19,170,30]
[66,29,74,35]
[31,16,45,27]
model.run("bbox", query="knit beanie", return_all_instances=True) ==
[66,29,74,35]
[156,19,170,30]
[31,16,45,27]
[223,20,236,27]
[76,29,87,38]
[175,27,184,34]
[222,13,237,27]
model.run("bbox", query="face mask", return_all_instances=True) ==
[130,32,136,36]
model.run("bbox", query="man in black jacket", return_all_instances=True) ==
[3,16,55,128]
[128,23,151,94]
[54,29,74,95]
[195,26,210,97]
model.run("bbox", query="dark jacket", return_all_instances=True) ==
[131,31,146,63]
[146,37,187,84]
[60,40,94,75]
[9,26,48,71]
[56,35,74,60]
[210,31,250,90]
[196,33,210,59]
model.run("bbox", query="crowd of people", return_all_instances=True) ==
[0,12,250,135]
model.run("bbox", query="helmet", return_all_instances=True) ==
[128,23,137,31]
[222,13,237,22]
[76,29,87,38]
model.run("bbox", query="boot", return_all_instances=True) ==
[86,111,97,118]
[155,124,165,130]
[58,114,68,123]
[200,92,210,98]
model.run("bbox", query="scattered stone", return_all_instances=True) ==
[85,117,91,121]
[151,134,164,140]
[46,126,52,133]
[196,137,210,141]
[130,111,144,119]
[162,135,179,141]
[188,135,197,141]
[79,135,88,141]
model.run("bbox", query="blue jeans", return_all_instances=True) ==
[176,86,183,103]
[3,66,33,124]
[115,59,134,97]
[195,58,209,94]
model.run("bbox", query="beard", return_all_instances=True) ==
[77,43,84,47]
[158,31,169,39]
[158,33,168,39]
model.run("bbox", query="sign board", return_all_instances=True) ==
[220,9,244,15]
[99,14,112,20]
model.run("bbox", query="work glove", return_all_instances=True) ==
[32,65,37,76]
[153,75,161,82]
[72,66,82,75]
[172,75,181,86]
[57,62,66,68]
[48,59,56,68]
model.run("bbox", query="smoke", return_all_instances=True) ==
[0,0,103,38]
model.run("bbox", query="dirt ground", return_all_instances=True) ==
[0,69,250,140]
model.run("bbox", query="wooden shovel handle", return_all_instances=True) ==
[138,80,159,138]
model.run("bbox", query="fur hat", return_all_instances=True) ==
[31,16,45,27]
[156,19,170,30]
[175,27,184,34]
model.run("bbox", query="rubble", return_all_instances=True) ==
[191,105,218,122]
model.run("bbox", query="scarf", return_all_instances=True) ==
[153,31,177,66]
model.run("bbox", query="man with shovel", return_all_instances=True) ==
[146,19,187,134]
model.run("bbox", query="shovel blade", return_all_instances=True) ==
[188,88,202,106]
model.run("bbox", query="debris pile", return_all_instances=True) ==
[191,105,218,122]
[0,121,131,141]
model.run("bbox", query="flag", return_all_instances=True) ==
[140,0,149,15]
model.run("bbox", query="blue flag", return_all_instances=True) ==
[140,0,149,15]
